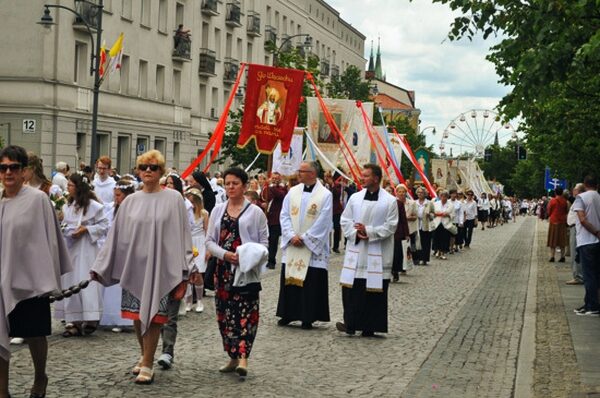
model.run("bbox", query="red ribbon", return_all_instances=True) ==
[392,128,437,198]
[182,63,247,179]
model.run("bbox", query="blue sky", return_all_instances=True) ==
[327,0,513,153]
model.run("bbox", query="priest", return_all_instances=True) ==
[276,161,333,329]
[337,164,398,337]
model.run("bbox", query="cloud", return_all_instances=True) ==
[327,0,512,154]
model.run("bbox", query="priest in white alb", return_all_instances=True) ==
[276,161,333,329]
[337,164,398,337]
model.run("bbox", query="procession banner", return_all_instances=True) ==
[306,97,373,171]
[238,64,305,154]
[431,159,449,188]
[272,128,304,176]
[413,148,430,182]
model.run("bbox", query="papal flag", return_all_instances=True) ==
[108,32,124,73]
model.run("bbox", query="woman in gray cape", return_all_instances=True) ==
[91,150,200,385]
[0,145,73,398]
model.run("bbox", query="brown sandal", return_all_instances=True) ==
[132,357,144,375]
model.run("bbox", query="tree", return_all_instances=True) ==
[326,65,371,102]
[429,0,600,184]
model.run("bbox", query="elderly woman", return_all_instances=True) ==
[0,146,72,398]
[392,184,411,282]
[206,167,269,380]
[432,190,455,260]
[59,173,109,337]
[413,187,435,265]
[92,150,199,385]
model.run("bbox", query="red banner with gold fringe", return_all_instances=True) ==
[237,64,305,154]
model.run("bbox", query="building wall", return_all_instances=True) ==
[0,0,365,175]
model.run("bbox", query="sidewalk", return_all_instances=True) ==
[534,220,600,397]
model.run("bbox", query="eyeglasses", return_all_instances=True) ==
[138,164,161,172]
[0,163,23,172]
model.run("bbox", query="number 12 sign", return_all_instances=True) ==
[22,119,36,134]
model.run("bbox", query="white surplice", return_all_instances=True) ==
[280,181,333,270]
[57,200,109,322]
[340,189,399,282]
[93,175,116,205]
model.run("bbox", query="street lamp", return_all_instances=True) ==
[273,34,312,66]
[38,0,104,165]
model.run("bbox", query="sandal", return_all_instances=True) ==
[134,367,154,385]
[132,357,144,375]
[61,325,82,338]
[82,322,98,335]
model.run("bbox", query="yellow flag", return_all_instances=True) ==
[109,33,124,58]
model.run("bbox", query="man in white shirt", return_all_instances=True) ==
[92,156,116,205]
[572,175,600,316]
[566,183,585,285]
[52,161,69,192]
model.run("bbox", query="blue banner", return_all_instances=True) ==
[544,167,567,191]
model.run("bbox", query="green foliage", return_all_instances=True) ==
[326,65,372,102]
[430,0,600,190]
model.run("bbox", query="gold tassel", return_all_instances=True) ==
[285,277,305,287]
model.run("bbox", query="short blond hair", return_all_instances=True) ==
[136,150,166,172]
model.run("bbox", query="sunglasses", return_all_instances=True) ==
[0,163,23,172]
[138,164,161,172]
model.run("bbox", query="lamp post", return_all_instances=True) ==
[419,125,436,147]
[38,0,104,165]
[273,34,312,66]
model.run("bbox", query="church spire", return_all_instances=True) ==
[494,131,499,146]
[375,37,383,80]
[367,40,375,73]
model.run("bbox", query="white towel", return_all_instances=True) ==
[236,242,268,273]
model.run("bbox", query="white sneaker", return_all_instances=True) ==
[195,301,204,313]
[10,337,24,345]
[157,353,173,370]
[111,327,122,333]
[178,300,187,316]
[185,303,193,312]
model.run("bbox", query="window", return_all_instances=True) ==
[117,135,131,174]
[246,42,253,64]
[138,60,148,97]
[96,132,111,158]
[74,42,87,84]
[156,65,165,100]
[141,0,151,26]
[154,138,166,153]
[202,22,209,48]
[226,33,232,58]
[173,142,180,169]
[121,0,132,19]
[214,28,221,59]
[120,55,130,93]
[199,84,207,116]
[158,0,167,32]
[237,38,243,60]
[211,87,219,118]
[173,69,181,105]
[175,2,184,26]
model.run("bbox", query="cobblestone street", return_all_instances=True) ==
[6,217,598,397]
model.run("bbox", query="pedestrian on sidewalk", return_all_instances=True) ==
[92,150,199,385]
[547,187,569,262]
[572,175,600,316]
[206,167,269,379]
[566,183,585,285]
[276,161,332,329]
[337,164,398,337]
[0,145,73,398]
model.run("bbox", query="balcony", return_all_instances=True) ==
[198,48,217,77]
[172,28,191,61]
[264,25,277,49]
[225,1,242,27]
[223,58,239,84]
[247,11,261,37]
[73,0,99,32]
[331,64,340,78]
[320,60,330,77]
[201,0,219,16]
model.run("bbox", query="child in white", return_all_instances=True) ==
[185,188,209,312]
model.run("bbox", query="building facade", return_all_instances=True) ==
[0,0,365,174]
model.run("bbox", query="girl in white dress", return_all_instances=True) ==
[58,173,109,337]
[99,179,136,332]
[184,188,209,312]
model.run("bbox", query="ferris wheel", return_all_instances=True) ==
[438,109,519,158]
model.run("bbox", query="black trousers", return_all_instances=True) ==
[464,219,475,246]
[332,213,342,250]
[268,224,281,267]
[392,239,405,274]
[414,230,432,263]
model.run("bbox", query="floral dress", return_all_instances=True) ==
[215,211,260,359]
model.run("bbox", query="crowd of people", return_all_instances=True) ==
[2,144,598,396]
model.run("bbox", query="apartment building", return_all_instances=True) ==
[0,0,365,174]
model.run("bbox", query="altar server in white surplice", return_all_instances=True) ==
[337,164,398,337]
[276,161,333,329]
